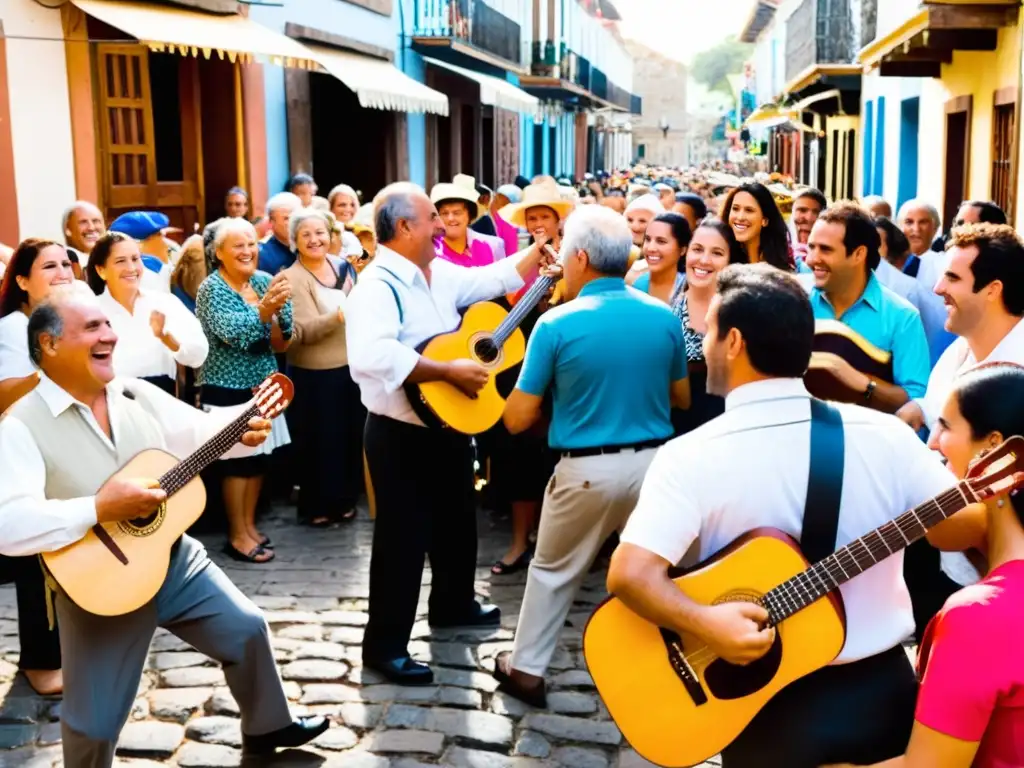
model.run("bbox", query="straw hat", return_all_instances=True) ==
[430,174,483,222]
[498,179,575,227]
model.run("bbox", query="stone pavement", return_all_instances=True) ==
[0,503,722,768]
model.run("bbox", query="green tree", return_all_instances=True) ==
[691,37,753,95]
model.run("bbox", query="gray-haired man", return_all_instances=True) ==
[344,182,554,685]
[259,191,302,275]
[0,289,327,767]
[494,204,691,707]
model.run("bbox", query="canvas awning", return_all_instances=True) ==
[308,45,448,116]
[72,0,319,69]
[423,57,539,114]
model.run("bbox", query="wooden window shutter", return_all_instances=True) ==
[95,44,157,210]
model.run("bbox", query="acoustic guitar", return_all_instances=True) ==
[406,259,557,435]
[583,436,1024,768]
[42,373,293,617]
[804,319,893,403]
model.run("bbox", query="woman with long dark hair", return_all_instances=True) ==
[829,362,1024,768]
[721,182,792,271]
[671,217,748,435]
[0,239,76,410]
[0,238,72,695]
[86,232,207,395]
[631,212,690,305]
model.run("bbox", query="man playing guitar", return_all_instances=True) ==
[0,289,327,766]
[803,203,930,412]
[608,264,961,767]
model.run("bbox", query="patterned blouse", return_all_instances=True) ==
[196,270,294,389]
[672,290,706,364]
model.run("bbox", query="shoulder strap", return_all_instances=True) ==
[369,266,404,324]
[800,399,846,563]
[904,255,921,278]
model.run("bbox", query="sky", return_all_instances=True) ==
[615,0,753,64]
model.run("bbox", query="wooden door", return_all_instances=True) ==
[495,107,520,185]
[95,44,201,232]
[943,95,972,230]
[96,44,158,213]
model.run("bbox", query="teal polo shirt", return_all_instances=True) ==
[808,272,930,399]
[516,277,687,451]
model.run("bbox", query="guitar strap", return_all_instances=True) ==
[800,399,846,563]
[371,266,404,324]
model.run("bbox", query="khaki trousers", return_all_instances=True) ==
[510,447,657,677]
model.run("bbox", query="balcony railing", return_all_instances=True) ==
[413,0,522,66]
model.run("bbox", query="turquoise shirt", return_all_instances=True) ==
[808,272,930,399]
[516,277,687,450]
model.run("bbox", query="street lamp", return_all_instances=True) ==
[659,116,670,138]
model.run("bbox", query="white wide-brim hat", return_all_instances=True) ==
[430,174,483,223]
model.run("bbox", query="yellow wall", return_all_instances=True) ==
[918,24,1021,224]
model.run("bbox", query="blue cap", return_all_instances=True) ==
[109,211,170,240]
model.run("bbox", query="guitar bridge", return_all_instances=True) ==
[660,628,708,706]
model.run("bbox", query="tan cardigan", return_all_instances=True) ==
[283,260,349,370]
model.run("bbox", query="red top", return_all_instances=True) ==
[916,559,1024,767]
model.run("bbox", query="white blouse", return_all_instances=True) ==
[97,288,208,380]
[0,312,32,381]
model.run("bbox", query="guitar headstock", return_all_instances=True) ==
[254,373,294,420]
[966,435,1024,500]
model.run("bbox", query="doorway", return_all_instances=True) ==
[942,95,972,230]
[310,72,394,201]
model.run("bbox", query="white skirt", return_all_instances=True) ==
[202,405,292,457]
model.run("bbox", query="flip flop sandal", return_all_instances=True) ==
[223,543,275,563]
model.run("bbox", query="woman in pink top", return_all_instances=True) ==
[430,175,501,268]
[830,362,1024,768]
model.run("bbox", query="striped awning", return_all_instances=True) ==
[72,0,319,69]
[307,45,449,116]
[423,57,539,114]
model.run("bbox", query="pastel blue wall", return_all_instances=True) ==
[399,49,428,188]
[249,0,400,197]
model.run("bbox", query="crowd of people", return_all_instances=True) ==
[0,160,1020,767]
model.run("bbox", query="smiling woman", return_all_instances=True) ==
[86,232,208,395]
[196,217,293,565]
[282,208,364,529]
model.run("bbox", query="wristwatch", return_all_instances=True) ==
[864,379,877,402]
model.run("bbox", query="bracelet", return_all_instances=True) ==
[864,379,877,402]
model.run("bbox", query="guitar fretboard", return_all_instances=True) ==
[158,404,260,495]
[762,480,978,625]
[492,274,556,348]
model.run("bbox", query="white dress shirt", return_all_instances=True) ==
[620,378,957,663]
[875,258,928,315]
[344,245,525,425]
[0,375,256,556]
[0,312,32,380]
[918,317,1024,429]
[97,288,208,380]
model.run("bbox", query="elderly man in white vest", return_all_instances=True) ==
[0,286,328,767]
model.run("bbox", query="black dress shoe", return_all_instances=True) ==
[429,602,501,629]
[363,656,435,686]
[242,715,329,755]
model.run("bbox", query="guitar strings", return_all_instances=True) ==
[672,479,984,672]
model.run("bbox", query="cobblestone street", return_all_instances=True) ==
[0,503,722,768]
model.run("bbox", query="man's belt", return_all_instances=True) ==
[559,437,669,459]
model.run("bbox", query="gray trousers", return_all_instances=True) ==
[56,535,292,768]
[510,448,656,676]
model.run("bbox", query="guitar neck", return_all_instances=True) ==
[158,404,261,496]
[764,480,979,626]
[493,273,557,347]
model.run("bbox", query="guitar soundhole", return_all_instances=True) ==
[117,501,168,538]
[703,628,783,700]
[474,337,500,364]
